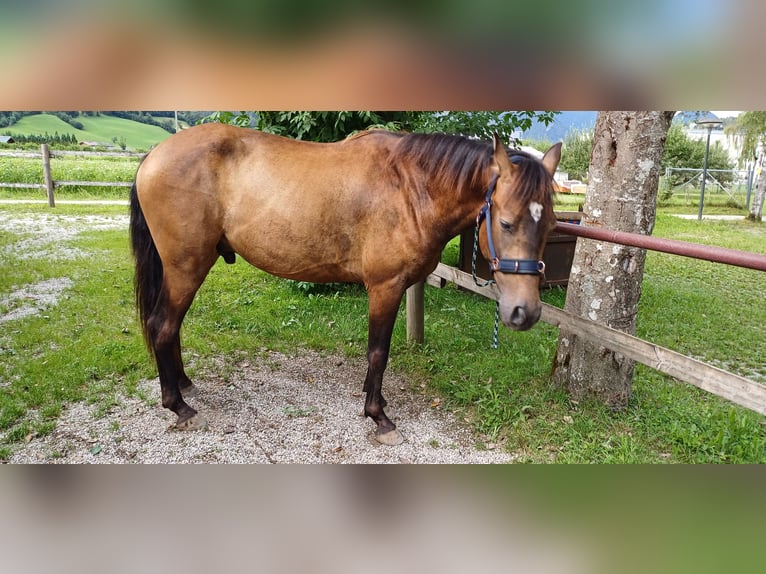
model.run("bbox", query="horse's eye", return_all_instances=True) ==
[500,220,513,233]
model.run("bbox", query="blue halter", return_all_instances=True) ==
[476,174,546,276]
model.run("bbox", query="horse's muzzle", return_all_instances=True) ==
[501,303,542,331]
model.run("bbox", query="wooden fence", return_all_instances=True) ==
[406,226,766,417]
[0,144,141,207]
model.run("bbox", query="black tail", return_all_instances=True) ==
[130,179,163,354]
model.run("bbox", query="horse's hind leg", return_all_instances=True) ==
[148,262,216,430]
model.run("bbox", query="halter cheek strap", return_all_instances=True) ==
[477,175,546,276]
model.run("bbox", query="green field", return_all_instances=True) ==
[0,153,141,199]
[3,113,174,151]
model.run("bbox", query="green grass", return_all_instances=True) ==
[0,212,147,449]
[556,188,749,216]
[0,154,140,200]
[74,115,173,151]
[4,113,173,151]
[0,202,764,463]
[640,216,766,380]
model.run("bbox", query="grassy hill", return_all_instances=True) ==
[4,113,174,151]
[5,114,88,140]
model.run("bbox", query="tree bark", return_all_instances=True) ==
[552,111,675,408]
[747,153,765,222]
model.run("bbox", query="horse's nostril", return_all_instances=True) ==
[510,306,527,326]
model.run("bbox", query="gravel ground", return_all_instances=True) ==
[2,207,515,464]
[10,350,515,464]
[10,352,513,464]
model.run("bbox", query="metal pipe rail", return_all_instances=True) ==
[555,222,766,272]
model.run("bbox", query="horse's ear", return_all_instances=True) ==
[491,132,513,176]
[542,142,562,176]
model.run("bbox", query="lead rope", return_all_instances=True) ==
[471,223,501,350]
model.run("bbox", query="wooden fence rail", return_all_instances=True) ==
[0,150,143,159]
[0,144,141,207]
[407,231,766,417]
[0,183,45,189]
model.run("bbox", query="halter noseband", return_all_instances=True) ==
[476,173,546,276]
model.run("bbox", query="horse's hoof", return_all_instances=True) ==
[180,383,199,398]
[375,428,404,446]
[174,414,208,431]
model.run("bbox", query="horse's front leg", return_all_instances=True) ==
[364,283,406,446]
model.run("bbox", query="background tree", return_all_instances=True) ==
[536,123,733,187]
[661,123,733,189]
[201,111,557,145]
[726,111,766,221]
[552,111,675,408]
[253,111,410,141]
[557,129,593,181]
[409,111,557,144]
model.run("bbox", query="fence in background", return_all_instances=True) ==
[662,166,752,208]
[0,144,141,207]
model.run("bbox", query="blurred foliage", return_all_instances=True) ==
[548,122,734,186]
[558,129,593,181]
[726,111,766,164]
[662,124,734,188]
[201,110,558,146]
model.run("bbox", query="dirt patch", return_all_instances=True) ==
[0,212,127,323]
[0,277,74,323]
[10,350,515,464]
[0,213,128,260]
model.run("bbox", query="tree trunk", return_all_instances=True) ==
[747,153,766,222]
[552,111,675,408]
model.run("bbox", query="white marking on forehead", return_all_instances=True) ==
[529,201,543,223]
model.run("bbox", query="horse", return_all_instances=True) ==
[130,123,561,445]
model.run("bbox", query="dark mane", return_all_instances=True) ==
[386,133,492,197]
[386,132,553,204]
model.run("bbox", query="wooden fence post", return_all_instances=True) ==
[41,144,55,207]
[406,282,425,344]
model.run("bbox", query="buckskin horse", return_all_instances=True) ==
[130,123,561,445]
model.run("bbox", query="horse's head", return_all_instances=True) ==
[478,135,561,331]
